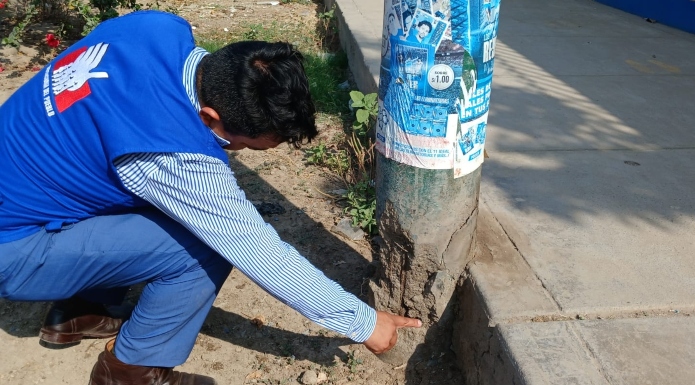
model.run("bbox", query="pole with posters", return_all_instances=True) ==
[369,0,501,367]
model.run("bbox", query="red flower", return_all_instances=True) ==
[0,0,7,9]
[46,33,60,48]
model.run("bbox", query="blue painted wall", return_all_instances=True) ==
[596,0,695,34]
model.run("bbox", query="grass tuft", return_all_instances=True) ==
[303,51,350,115]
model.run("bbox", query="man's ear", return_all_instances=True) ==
[199,107,221,128]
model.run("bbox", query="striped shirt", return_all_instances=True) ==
[113,48,377,342]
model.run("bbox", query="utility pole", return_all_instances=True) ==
[370,0,501,366]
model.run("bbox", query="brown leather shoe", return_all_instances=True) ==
[39,296,126,348]
[89,339,217,385]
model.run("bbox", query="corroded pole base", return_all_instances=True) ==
[369,153,480,366]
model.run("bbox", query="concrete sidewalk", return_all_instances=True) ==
[326,0,695,383]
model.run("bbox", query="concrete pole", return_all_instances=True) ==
[369,0,501,366]
[369,156,480,365]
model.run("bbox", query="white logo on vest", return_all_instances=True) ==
[52,43,109,94]
[48,42,110,114]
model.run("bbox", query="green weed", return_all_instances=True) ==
[345,350,363,374]
[241,23,263,40]
[232,21,314,52]
[65,0,151,36]
[332,91,379,234]
[303,52,350,115]
[303,91,378,235]
[196,38,227,53]
[343,178,376,235]
[349,91,378,136]
[305,143,328,165]
[316,5,339,50]
[2,3,38,49]
[1,0,170,48]
[326,149,350,176]
[305,143,350,176]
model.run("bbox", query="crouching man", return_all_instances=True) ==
[0,10,420,385]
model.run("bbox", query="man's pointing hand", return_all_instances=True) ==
[363,311,422,355]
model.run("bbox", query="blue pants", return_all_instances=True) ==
[0,208,232,367]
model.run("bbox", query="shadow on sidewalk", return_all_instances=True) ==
[485,1,695,228]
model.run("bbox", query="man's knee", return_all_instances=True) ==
[196,250,233,290]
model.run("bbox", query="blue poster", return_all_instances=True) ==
[377,0,501,177]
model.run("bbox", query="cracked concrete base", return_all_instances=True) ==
[368,155,480,367]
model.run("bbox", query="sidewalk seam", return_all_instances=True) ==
[441,205,478,266]
[480,200,564,313]
[566,322,614,385]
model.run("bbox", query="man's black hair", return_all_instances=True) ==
[198,41,318,147]
[418,20,433,31]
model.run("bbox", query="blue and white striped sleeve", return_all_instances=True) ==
[114,152,377,342]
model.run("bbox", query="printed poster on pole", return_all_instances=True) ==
[377,0,501,178]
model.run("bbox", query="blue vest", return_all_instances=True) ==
[0,11,228,243]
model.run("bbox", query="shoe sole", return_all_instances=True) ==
[39,329,119,349]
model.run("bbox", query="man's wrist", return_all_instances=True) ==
[345,300,377,343]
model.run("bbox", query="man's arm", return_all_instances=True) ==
[115,152,415,346]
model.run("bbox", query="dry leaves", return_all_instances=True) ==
[250,314,267,329]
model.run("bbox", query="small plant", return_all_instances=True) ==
[303,52,350,115]
[2,0,167,48]
[349,91,378,136]
[343,178,376,235]
[323,90,380,234]
[306,143,350,176]
[68,0,143,36]
[2,3,39,49]
[317,8,334,24]
[347,91,378,181]
[316,4,339,50]
[242,23,262,40]
[302,91,379,235]
[324,361,338,378]
[67,0,101,36]
[196,38,226,53]
[240,22,282,42]
[305,143,350,176]
[305,143,328,165]
[345,350,363,374]
[325,149,350,176]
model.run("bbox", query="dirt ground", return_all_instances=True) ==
[0,1,463,384]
